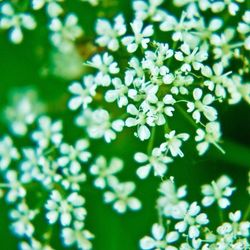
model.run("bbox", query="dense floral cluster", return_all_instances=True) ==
[0,0,249,249]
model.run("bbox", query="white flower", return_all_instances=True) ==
[68,75,97,110]
[134,148,173,179]
[201,175,236,209]
[157,178,188,217]
[4,170,26,203]
[95,14,126,51]
[88,52,120,86]
[10,202,38,237]
[49,13,83,52]
[133,0,164,21]
[19,238,54,250]
[122,19,154,53]
[62,221,94,250]
[175,43,208,72]
[0,135,19,171]
[210,28,237,66]
[237,11,250,35]
[160,130,189,157]
[201,62,231,99]
[45,190,86,226]
[90,156,123,189]
[4,89,44,136]
[159,12,189,42]
[105,77,129,108]
[19,148,42,183]
[187,88,217,123]
[35,158,62,188]
[140,223,179,250]
[32,0,63,17]
[125,104,151,141]
[76,108,124,143]
[57,139,91,174]
[195,122,222,155]
[0,2,36,43]
[32,116,63,149]
[104,178,141,213]
[173,202,209,239]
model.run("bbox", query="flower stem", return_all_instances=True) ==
[147,126,156,154]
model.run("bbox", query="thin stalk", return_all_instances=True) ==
[147,126,156,154]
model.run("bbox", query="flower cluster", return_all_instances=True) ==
[0,0,249,249]
[140,176,250,250]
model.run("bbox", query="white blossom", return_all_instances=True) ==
[32,116,63,149]
[195,122,222,155]
[68,75,97,110]
[62,221,94,250]
[187,88,217,123]
[32,0,64,17]
[88,52,119,87]
[0,135,19,171]
[160,130,189,157]
[201,175,236,209]
[134,148,173,179]
[45,190,86,226]
[9,202,38,237]
[122,19,154,53]
[90,156,123,189]
[49,13,83,52]
[104,178,141,213]
[95,14,126,51]
[0,2,36,43]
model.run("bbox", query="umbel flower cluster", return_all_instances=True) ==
[0,0,250,249]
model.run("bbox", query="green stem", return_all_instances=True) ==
[176,104,250,169]
[147,126,156,154]
[243,203,250,220]
[218,205,224,223]
[210,140,250,169]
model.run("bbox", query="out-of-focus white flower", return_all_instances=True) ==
[32,116,63,149]
[88,52,120,86]
[19,237,54,250]
[4,89,44,136]
[58,139,91,174]
[96,14,126,51]
[0,135,19,171]
[201,175,236,209]
[32,0,64,17]
[134,148,173,179]
[0,2,36,43]
[104,178,141,213]
[90,156,123,189]
[76,108,124,143]
[140,223,179,250]
[62,221,94,250]
[49,13,83,52]
[187,88,217,123]
[68,75,97,110]
[4,170,26,203]
[195,122,222,155]
[122,19,154,53]
[45,190,86,226]
[157,178,188,217]
[10,202,38,237]
[173,202,209,239]
[133,0,164,21]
